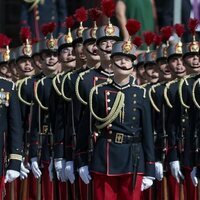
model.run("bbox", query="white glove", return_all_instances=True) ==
[65,161,75,184]
[141,176,154,191]
[155,162,163,181]
[191,167,198,187]
[170,161,184,183]
[5,170,20,183]
[48,158,54,181]
[20,162,30,180]
[54,159,66,182]
[78,165,92,184]
[31,157,42,179]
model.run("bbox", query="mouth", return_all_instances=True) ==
[24,67,33,72]
[92,49,98,55]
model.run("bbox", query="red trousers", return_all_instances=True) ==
[92,173,143,200]
[79,177,91,200]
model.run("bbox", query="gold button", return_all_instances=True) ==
[133,94,137,97]
[132,117,136,120]
[107,92,110,96]
[133,108,136,112]
[133,101,136,104]
[107,99,110,102]
[131,126,134,129]
[95,77,98,81]
[36,16,40,21]
[182,119,185,123]
[108,107,111,111]
[109,131,112,134]
[107,139,112,143]
[51,16,55,20]
[107,124,112,128]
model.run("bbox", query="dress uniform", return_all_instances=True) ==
[20,0,67,39]
[0,76,23,197]
[29,25,59,200]
[76,40,155,200]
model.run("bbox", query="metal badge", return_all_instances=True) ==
[77,26,84,38]
[189,42,199,52]
[23,43,32,56]
[175,42,183,54]
[122,41,133,54]
[65,33,73,44]
[105,24,115,36]
[47,38,56,50]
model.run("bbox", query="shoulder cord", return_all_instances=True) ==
[164,81,174,109]
[192,78,200,109]
[149,84,161,112]
[61,72,72,102]
[52,74,62,96]
[35,77,48,110]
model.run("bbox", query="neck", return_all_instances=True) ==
[101,60,112,73]
[114,74,130,86]
[43,67,58,76]
[87,59,100,69]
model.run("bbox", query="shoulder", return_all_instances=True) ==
[0,77,15,91]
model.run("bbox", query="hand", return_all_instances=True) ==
[78,166,91,184]
[141,176,154,191]
[170,161,184,183]
[155,162,163,181]
[31,157,42,179]
[20,162,30,180]
[5,170,20,183]
[48,158,54,181]
[191,167,198,187]
[54,159,66,182]
[65,161,75,184]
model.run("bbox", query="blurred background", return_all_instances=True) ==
[0,0,198,47]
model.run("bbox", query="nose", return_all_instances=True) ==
[177,58,182,65]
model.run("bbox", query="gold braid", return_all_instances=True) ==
[35,77,48,110]
[89,81,122,122]
[61,72,72,102]
[96,93,125,130]
[18,77,33,106]
[75,68,94,105]
[192,78,200,109]
[179,77,190,109]
[164,80,177,108]
[52,73,62,96]
[149,84,160,112]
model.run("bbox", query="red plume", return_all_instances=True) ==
[126,19,141,36]
[65,16,74,29]
[101,0,115,18]
[31,38,39,45]
[20,27,31,42]
[74,7,88,22]
[160,26,173,41]
[0,34,5,48]
[174,24,185,38]
[47,22,56,33]
[41,24,49,36]
[143,31,155,46]
[154,34,162,46]
[188,18,199,35]
[3,35,12,46]
[88,8,102,21]
[132,36,142,48]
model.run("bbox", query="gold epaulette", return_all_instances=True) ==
[75,67,95,105]
[61,71,73,102]
[52,73,63,96]
[149,83,161,112]
[0,76,15,90]
[35,77,48,110]
[9,154,23,161]
[164,79,178,108]
[17,77,33,106]
[192,78,200,109]
[89,79,125,129]
[178,76,190,109]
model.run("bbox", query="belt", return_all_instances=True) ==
[100,132,141,144]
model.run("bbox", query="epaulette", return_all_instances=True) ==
[192,78,200,109]
[75,67,95,105]
[0,76,15,90]
[15,79,23,89]
[164,79,178,108]
[35,77,48,110]
[61,71,73,102]
[18,77,33,106]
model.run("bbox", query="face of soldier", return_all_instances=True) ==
[9,61,20,82]
[0,63,12,80]
[41,51,59,72]
[145,63,159,83]
[17,57,35,77]
[84,42,100,62]
[168,55,186,78]
[59,47,76,69]
[157,59,172,80]
[74,43,87,62]
[33,54,43,70]
[98,39,116,61]
[112,55,133,78]
[183,54,200,73]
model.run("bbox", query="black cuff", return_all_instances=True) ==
[7,160,21,172]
